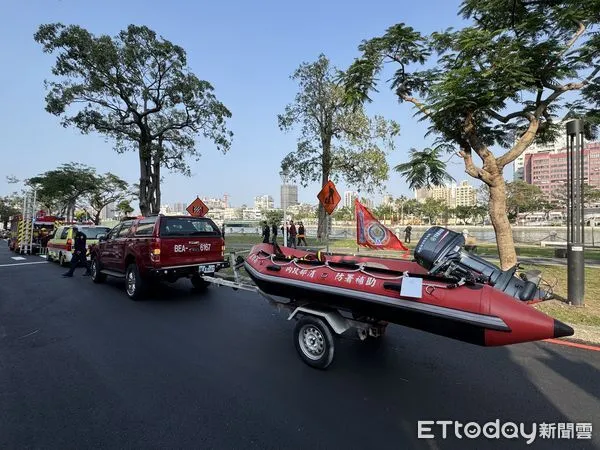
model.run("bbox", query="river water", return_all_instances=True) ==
[305,225,600,246]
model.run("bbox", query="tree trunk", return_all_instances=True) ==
[317,137,331,242]
[489,178,518,269]
[138,140,153,216]
[151,154,161,214]
[94,211,101,225]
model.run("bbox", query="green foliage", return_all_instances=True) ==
[0,196,21,228]
[27,163,98,219]
[116,200,134,216]
[394,147,455,190]
[34,23,233,215]
[549,183,600,209]
[26,163,131,224]
[87,173,131,224]
[506,181,546,219]
[373,203,394,219]
[342,0,599,267]
[263,209,284,227]
[419,198,448,225]
[332,206,354,221]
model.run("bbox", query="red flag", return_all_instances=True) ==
[355,199,408,251]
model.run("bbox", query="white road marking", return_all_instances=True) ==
[0,261,48,268]
[39,255,47,259]
[11,256,26,261]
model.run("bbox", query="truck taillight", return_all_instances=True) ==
[221,244,225,256]
[66,238,72,251]
[150,239,161,262]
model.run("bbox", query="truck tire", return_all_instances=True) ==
[191,274,210,290]
[90,258,107,284]
[125,263,145,300]
[294,316,335,370]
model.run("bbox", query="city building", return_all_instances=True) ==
[242,208,263,221]
[455,181,477,207]
[414,182,478,208]
[169,202,186,213]
[513,123,568,180]
[254,195,274,210]
[524,142,600,199]
[280,184,298,210]
[343,191,358,208]
[414,188,429,203]
[100,202,118,220]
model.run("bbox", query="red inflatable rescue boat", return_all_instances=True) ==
[243,227,574,348]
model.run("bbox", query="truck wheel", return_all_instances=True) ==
[191,275,210,290]
[59,253,67,267]
[125,263,145,300]
[294,316,335,370]
[90,258,106,284]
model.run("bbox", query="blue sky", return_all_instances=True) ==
[0,0,484,209]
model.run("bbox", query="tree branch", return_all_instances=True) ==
[485,109,529,123]
[399,93,432,117]
[496,117,540,167]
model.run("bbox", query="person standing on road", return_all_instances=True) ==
[271,223,278,244]
[262,222,270,244]
[404,225,412,243]
[289,220,297,248]
[62,227,91,277]
[297,222,307,246]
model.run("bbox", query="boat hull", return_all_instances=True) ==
[244,244,573,346]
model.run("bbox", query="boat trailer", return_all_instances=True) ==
[200,251,388,370]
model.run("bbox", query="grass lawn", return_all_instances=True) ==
[223,234,600,327]
[522,265,600,327]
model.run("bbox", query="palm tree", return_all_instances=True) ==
[394,147,455,190]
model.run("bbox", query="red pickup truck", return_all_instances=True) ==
[89,214,229,299]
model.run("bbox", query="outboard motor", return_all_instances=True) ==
[414,227,539,301]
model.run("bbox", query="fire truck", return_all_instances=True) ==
[7,213,63,254]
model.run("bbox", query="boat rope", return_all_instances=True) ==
[251,252,464,288]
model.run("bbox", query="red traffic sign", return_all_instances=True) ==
[186,197,209,217]
[317,180,341,215]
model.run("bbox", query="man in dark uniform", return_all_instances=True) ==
[62,226,91,277]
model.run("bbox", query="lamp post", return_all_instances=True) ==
[280,170,288,247]
[566,119,585,306]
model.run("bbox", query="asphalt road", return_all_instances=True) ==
[1,242,599,450]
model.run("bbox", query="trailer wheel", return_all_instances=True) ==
[294,316,335,370]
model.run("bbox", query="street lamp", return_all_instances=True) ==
[566,119,585,306]
[280,170,289,247]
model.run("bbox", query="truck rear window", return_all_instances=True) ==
[159,217,221,237]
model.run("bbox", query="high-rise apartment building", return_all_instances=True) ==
[280,184,299,210]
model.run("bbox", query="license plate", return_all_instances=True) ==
[200,265,215,274]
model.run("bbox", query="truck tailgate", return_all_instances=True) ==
[160,237,224,267]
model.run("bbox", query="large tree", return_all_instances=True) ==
[27,163,98,221]
[0,196,21,229]
[506,181,547,220]
[85,173,132,225]
[35,24,233,215]
[279,54,400,240]
[343,0,599,268]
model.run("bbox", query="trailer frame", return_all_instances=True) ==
[200,251,387,369]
